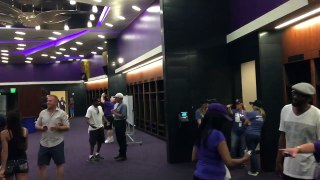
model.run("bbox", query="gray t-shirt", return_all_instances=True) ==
[114,103,127,120]
[279,104,320,179]
[36,108,70,148]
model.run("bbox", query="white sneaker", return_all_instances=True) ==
[105,137,114,143]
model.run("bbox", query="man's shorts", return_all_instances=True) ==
[38,141,65,166]
[89,127,105,146]
[104,116,114,130]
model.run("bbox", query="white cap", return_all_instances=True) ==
[114,93,124,98]
[292,82,315,95]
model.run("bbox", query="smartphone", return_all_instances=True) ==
[43,126,48,131]
[283,152,292,157]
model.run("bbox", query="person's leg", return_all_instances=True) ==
[231,131,239,158]
[56,164,64,180]
[246,134,259,174]
[39,165,47,180]
[240,133,246,157]
[89,130,97,156]
[113,120,121,158]
[118,120,127,158]
[16,173,28,180]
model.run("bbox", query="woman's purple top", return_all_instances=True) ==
[194,129,226,180]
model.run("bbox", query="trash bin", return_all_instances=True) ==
[22,117,36,133]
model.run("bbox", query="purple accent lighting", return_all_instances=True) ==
[96,6,111,27]
[12,30,88,56]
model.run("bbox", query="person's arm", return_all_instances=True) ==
[50,112,70,132]
[101,93,106,103]
[35,113,47,132]
[192,146,198,162]
[276,132,286,176]
[218,140,250,166]
[112,104,127,118]
[227,104,233,115]
[0,130,9,177]
[280,143,314,158]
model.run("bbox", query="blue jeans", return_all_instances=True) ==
[231,131,245,158]
[245,134,261,173]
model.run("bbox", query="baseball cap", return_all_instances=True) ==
[249,100,263,108]
[292,82,315,96]
[235,98,243,104]
[114,93,124,98]
[207,103,232,121]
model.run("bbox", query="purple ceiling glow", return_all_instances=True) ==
[11,30,88,56]
[96,6,111,27]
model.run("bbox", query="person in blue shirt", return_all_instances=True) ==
[227,99,247,159]
[244,100,265,176]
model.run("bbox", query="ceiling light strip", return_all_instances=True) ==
[115,45,162,73]
[96,6,111,27]
[11,30,88,56]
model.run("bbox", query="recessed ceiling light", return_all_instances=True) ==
[118,57,124,64]
[104,41,107,44]
[1,50,8,52]
[59,48,66,51]
[49,37,57,40]
[87,21,93,28]
[41,54,48,57]
[118,16,126,20]
[50,56,56,59]
[68,59,74,61]
[112,62,116,66]
[35,25,41,30]
[91,51,97,55]
[76,41,83,45]
[15,31,26,35]
[26,57,33,60]
[25,60,31,63]
[94,0,102,2]
[76,59,81,61]
[97,47,103,50]
[70,0,76,5]
[2,60,8,63]
[64,55,70,57]
[70,47,77,51]
[17,44,26,47]
[16,47,24,50]
[55,61,61,64]
[132,5,141,11]
[92,5,98,13]
[147,6,160,13]
[79,55,84,57]
[98,35,105,39]
[14,37,23,40]
[1,53,9,56]
[5,25,11,29]
[64,24,69,31]
[56,51,62,55]
[53,31,62,35]
[105,23,113,27]
[1,57,8,60]
[90,14,95,21]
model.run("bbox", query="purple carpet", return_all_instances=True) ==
[26,117,279,180]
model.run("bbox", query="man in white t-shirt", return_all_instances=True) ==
[85,97,105,162]
[276,82,320,180]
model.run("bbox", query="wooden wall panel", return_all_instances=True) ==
[126,63,163,84]
[18,87,42,118]
[283,21,320,62]
[85,80,108,90]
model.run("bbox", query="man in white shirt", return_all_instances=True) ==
[85,97,105,162]
[276,82,320,180]
[35,95,70,180]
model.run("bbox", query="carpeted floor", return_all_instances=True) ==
[25,117,279,180]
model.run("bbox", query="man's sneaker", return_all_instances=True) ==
[105,137,114,143]
[88,155,97,162]
[114,155,121,160]
[94,154,104,160]
[115,156,127,161]
[248,171,259,176]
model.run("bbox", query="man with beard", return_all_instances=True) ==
[276,82,320,180]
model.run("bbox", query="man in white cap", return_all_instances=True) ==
[276,82,320,179]
[111,93,128,161]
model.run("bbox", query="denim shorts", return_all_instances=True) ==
[4,159,29,177]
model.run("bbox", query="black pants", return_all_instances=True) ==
[114,120,127,157]
[283,174,315,180]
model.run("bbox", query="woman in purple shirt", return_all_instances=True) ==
[192,103,250,180]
